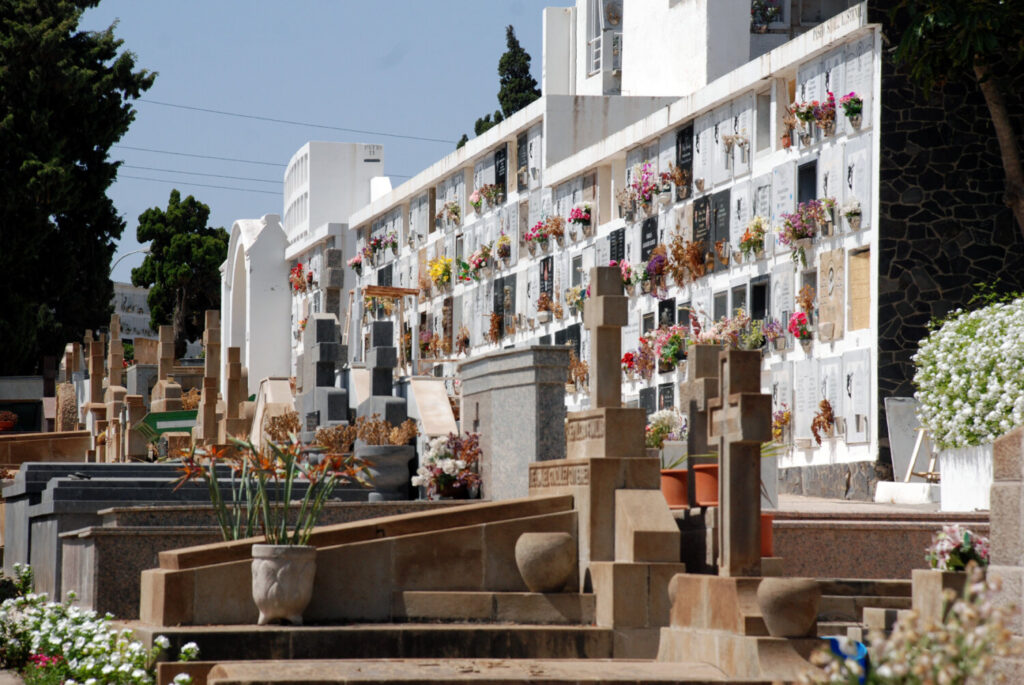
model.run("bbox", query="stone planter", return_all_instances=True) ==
[660,469,689,508]
[355,443,415,500]
[251,544,317,626]
[756,577,820,638]
[939,444,992,511]
[514,532,575,593]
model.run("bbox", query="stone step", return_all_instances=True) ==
[393,591,595,625]
[129,622,614,664]
[817,578,911,598]
[816,620,860,637]
[160,658,764,685]
[818,594,912,622]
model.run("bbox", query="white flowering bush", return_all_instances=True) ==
[913,297,1024,448]
[0,586,196,684]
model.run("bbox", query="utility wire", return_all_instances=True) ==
[114,144,285,166]
[139,99,457,144]
[122,164,280,184]
[118,174,280,196]
[114,144,413,178]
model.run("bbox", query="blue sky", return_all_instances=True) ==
[81,1,569,281]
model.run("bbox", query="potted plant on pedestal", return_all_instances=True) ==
[412,432,482,499]
[174,435,369,625]
[647,410,689,508]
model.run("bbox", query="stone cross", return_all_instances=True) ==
[678,345,721,458]
[107,314,123,389]
[297,314,349,442]
[706,349,771,577]
[583,266,628,408]
[157,325,174,381]
[194,310,222,445]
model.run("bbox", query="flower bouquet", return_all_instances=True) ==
[630,161,658,213]
[428,256,453,290]
[411,433,482,499]
[842,199,862,230]
[525,220,547,254]
[383,232,399,254]
[788,311,812,352]
[926,524,990,571]
[468,243,492,278]
[569,202,593,238]
[481,183,503,208]
[496,233,512,263]
[739,216,769,260]
[611,259,636,295]
[652,324,688,371]
[645,409,686,451]
[455,326,471,356]
[565,285,586,315]
[839,91,863,129]
[289,263,308,293]
[778,201,820,267]
[621,351,637,380]
[544,215,567,246]
[772,404,791,443]
[347,253,363,277]
[750,0,781,31]
[763,318,784,350]
[469,189,483,214]
[793,101,816,143]
[813,91,837,136]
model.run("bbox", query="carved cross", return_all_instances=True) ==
[707,349,771,577]
[583,266,628,408]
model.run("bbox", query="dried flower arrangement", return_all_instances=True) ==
[181,387,201,411]
[537,292,553,313]
[354,414,420,446]
[714,239,730,267]
[263,410,301,442]
[567,349,589,391]
[797,284,816,314]
[455,326,471,355]
[489,312,502,344]
[669,231,706,284]
[810,399,835,445]
[771,404,791,443]
[315,423,357,455]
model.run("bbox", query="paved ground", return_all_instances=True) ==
[777,492,942,514]
[0,672,22,684]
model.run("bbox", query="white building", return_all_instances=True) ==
[224,0,1022,502]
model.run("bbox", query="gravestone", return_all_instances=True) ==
[193,311,222,445]
[103,315,128,462]
[150,326,183,413]
[678,345,721,502]
[706,349,771,577]
[297,314,348,443]
[221,346,251,441]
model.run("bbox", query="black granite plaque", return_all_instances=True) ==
[639,387,657,418]
[675,124,693,201]
[693,197,710,246]
[494,145,507,197]
[540,256,554,297]
[640,218,659,261]
[609,227,625,263]
[658,382,675,411]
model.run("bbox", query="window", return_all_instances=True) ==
[751,276,770,321]
[756,91,771,152]
[587,0,602,75]
[571,255,584,287]
[798,161,818,204]
[713,291,729,320]
[677,301,691,329]
[731,285,747,315]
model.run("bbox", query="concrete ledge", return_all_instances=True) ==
[874,481,940,505]
[0,430,90,464]
[198,658,753,684]
[393,590,596,625]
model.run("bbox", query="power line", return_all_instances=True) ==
[139,99,457,145]
[114,144,413,178]
[122,164,280,184]
[115,144,285,167]
[118,174,280,196]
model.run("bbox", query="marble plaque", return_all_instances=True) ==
[818,248,845,341]
[753,174,772,221]
[797,58,823,107]
[845,133,873,229]
[844,35,874,130]
[770,361,793,415]
[771,262,794,334]
[694,112,713,189]
[843,349,870,444]
[772,161,796,254]
[731,181,751,249]
[818,357,843,420]
[712,104,732,186]
[818,143,845,208]
[733,93,754,177]
[793,358,819,439]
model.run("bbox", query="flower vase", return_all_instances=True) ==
[752,23,768,33]
[695,178,705,192]
[641,280,652,294]
[848,215,862,231]
[800,338,812,354]
[569,227,578,242]
[822,121,836,138]
[781,133,792,149]
[541,240,551,253]
[755,248,765,260]
[774,337,786,352]
[527,241,537,256]
[658,192,672,207]
[437,481,470,500]
[555,235,564,247]
[538,311,552,324]
[481,266,492,279]
[625,283,635,297]
[251,544,317,625]
[849,113,862,130]
[500,255,511,268]
[799,129,812,146]
[582,223,593,237]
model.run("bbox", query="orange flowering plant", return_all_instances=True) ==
[174,437,369,545]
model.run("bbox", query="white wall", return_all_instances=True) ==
[544,95,677,166]
[543,7,576,96]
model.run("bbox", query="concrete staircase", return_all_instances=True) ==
[814,578,912,638]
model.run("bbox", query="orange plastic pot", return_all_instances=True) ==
[692,463,719,506]
[660,469,689,508]
[761,513,774,557]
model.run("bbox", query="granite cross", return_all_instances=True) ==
[706,349,771,577]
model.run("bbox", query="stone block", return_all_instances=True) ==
[358,396,407,427]
[139,568,194,627]
[994,426,1024,482]
[988,565,1024,635]
[369,368,394,397]
[583,296,628,328]
[311,361,336,388]
[991,482,1024,565]
[324,248,343,269]
[667,574,766,635]
[614,489,681,563]
[324,267,344,289]
[493,592,596,625]
[192,561,257,625]
[612,627,662,659]
[591,266,624,297]
[309,315,339,345]
[393,590,493,621]
[391,525,484,591]
[316,387,348,423]
[366,345,397,371]
[911,568,967,625]
[309,342,343,365]
[370,320,394,348]
[565,407,646,460]
[647,562,687,627]
[308,538,395,622]
[590,561,648,628]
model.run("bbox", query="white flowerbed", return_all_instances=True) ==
[913,297,1024,448]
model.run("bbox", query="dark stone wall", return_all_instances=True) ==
[869,3,1024,466]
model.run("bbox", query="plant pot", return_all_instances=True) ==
[799,131,812,146]
[800,339,812,354]
[761,513,774,557]
[537,311,552,324]
[527,241,537,256]
[848,215,862,231]
[251,544,317,626]
[658,192,672,207]
[355,443,416,501]
[515,532,575,593]
[695,178,705,192]
[849,113,862,129]
[582,223,593,237]
[692,463,719,506]
[0,420,14,432]
[660,469,689,508]
[756,578,821,638]
[781,133,792,149]
[774,337,786,351]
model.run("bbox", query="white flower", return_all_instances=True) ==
[173,675,194,685]
[154,635,170,650]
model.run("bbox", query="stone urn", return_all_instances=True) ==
[756,577,821,638]
[251,544,317,625]
[514,532,575,593]
[356,442,415,500]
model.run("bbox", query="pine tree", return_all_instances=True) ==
[131,191,229,359]
[497,25,541,118]
[0,0,154,373]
